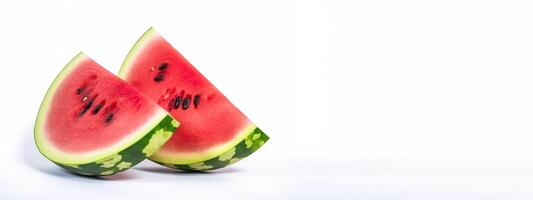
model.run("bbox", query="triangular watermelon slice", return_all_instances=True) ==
[119,28,269,171]
[35,53,179,176]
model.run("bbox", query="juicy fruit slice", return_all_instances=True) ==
[34,53,179,176]
[119,28,269,170]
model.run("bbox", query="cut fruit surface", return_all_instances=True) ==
[119,28,268,170]
[35,53,179,176]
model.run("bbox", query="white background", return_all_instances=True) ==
[2,0,533,199]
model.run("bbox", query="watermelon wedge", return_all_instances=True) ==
[34,53,179,176]
[119,28,269,171]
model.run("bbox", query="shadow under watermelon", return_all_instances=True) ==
[134,163,242,175]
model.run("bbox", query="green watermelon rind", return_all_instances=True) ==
[154,128,269,171]
[56,116,179,176]
[148,124,258,164]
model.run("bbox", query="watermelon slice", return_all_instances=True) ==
[119,28,269,171]
[34,53,179,176]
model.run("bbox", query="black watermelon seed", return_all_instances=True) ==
[158,63,168,70]
[105,113,114,123]
[76,87,85,95]
[193,95,200,108]
[92,103,104,115]
[168,98,175,110]
[79,99,94,116]
[174,96,182,109]
[154,74,165,82]
[182,96,191,110]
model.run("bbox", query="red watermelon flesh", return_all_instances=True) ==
[119,28,263,164]
[46,55,162,153]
